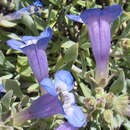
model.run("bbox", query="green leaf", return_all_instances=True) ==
[27,83,39,93]
[49,0,61,7]
[81,51,87,76]
[21,14,38,35]
[1,90,13,110]
[79,82,91,97]
[33,15,46,31]
[80,42,91,50]
[124,120,130,130]
[119,20,130,39]
[0,103,2,120]
[0,51,5,66]
[109,71,126,94]
[7,33,21,40]
[61,40,76,49]
[17,56,28,66]
[20,95,30,107]
[90,121,101,130]
[126,79,130,96]
[0,74,13,82]
[0,20,16,27]
[3,79,23,99]
[5,60,15,70]
[77,0,85,7]
[17,56,32,77]
[55,55,66,71]
[64,43,78,63]
[113,114,125,128]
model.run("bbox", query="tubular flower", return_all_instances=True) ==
[14,70,86,128]
[40,70,86,128]
[7,27,52,83]
[2,0,43,21]
[66,5,122,83]
[14,93,63,126]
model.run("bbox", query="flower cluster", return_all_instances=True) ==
[84,87,130,128]
[3,2,127,130]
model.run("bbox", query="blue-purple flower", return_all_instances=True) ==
[14,70,86,128]
[14,93,63,125]
[7,27,52,82]
[2,0,43,21]
[0,84,6,99]
[66,5,122,83]
[40,70,86,127]
[0,84,6,93]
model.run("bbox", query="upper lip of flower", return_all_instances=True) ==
[6,27,52,82]
[7,27,53,52]
[66,5,123,24]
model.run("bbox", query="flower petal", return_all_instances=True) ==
[40,78,57,96]
[40,27,53,39]
[66,14,83,23]
[64,105,86,127]
[56,122,78,130]
[0,84,6,93]
[33,0,43,7]
[7,39,24,51]
[38,27,53,50]
[22,46,48,82]
[101,5,123,23]
[94,19,110,81]
[2,6,32,21]
[22,36,38,42]
[80,8,101,24]
[63,92,75,107]
[28,94,63,118]
[54,70,74,92]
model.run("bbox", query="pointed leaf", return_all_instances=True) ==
[109,71,126,94]
[0,20,17,28]
[2,79,23,99]
[79,82,91,97]
[1,90,13,110]
[64,44,78,63]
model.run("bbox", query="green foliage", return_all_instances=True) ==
[109,71,126,94]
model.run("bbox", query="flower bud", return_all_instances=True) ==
[103,109,113,125]
[84,97,96,109]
